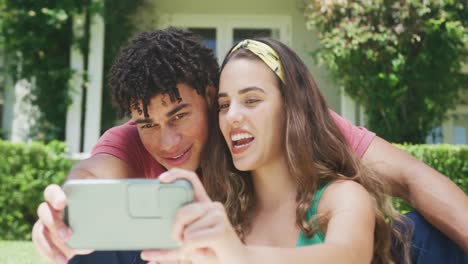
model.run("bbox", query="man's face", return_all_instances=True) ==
[131,83,211,171]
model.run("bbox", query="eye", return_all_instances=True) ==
[245,98,260,105]
[173,112,189,121]
[141,123,155,129]
[218,102,230,111]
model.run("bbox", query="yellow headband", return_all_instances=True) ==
[230,39,285,82]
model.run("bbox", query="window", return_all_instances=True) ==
[453,114,468,145]
[426,127,443,144]
[454,127,467,144]
[188,27,217,56]
[162,14,291,64]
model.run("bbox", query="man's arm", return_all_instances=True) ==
[68,153,136,180]
[362,136,468,251]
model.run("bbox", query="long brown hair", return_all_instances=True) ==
[201,38,411,264]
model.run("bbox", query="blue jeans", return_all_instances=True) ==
[405,211,467,264]
[69,211,467,264]
[68,250,143,264]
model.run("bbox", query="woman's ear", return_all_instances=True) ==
[204,85,216,109]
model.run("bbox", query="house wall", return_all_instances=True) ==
[133,0,341,111]
[442,64,468,144]
[442,92,468,144]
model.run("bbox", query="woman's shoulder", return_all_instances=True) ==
[317,180,374,216]
[326,179,369,193]
[315,180,376,255]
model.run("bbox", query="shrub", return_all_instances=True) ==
[393,144,467,213]
[0,140,72,240]
[0,141,465,240]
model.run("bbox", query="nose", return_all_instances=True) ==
[158,127,182,152]
[225,101,244,127]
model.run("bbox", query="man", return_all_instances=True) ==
[32,28,468,264]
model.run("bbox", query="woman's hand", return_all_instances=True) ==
[141,168,246,264]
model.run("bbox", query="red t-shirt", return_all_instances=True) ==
[92,110,375,178]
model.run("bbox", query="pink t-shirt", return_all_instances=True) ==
[92,110,375,179]
[329,111,376,158]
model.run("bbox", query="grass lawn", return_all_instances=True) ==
[0,241,49,264]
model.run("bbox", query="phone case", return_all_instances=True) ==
[63,178,193,250]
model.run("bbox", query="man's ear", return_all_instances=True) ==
[204,85,216,109]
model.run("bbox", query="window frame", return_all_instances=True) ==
[159,14,292,64]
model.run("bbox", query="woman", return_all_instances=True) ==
[142,38,411,264]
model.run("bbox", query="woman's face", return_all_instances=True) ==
[218,57,286,171]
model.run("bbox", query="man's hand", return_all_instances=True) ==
[32,184,92,263]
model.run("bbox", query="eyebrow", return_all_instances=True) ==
[218,86,266,98]
[134,103,192,125]
[166,103,191,117]
[134,118,152,125]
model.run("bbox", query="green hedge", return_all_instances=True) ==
[0,140,72,240]
[393,144,468,213]
[0,142,466,240]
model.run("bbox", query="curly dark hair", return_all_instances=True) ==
[109,27,219,118]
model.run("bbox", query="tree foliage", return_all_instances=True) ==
[305,0,468,143]
[0,0,91,141]
[0,0,142,141]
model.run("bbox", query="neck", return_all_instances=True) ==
[251,156,297,211]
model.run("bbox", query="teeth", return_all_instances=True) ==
[171,150,187,159]
[234,142,252,148]
[231,133,254,141]
[172,153,183,159]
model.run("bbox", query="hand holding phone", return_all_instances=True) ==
[63,178,193,250]
[33,184,93,264]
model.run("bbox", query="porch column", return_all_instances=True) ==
[10,79,40,142]
[0,47,13,139]
[83,6,105,153]
[66,14,85,154]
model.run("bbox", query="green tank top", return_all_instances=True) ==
[296,182,333,247]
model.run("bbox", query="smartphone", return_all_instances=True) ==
[63,178,193,250]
